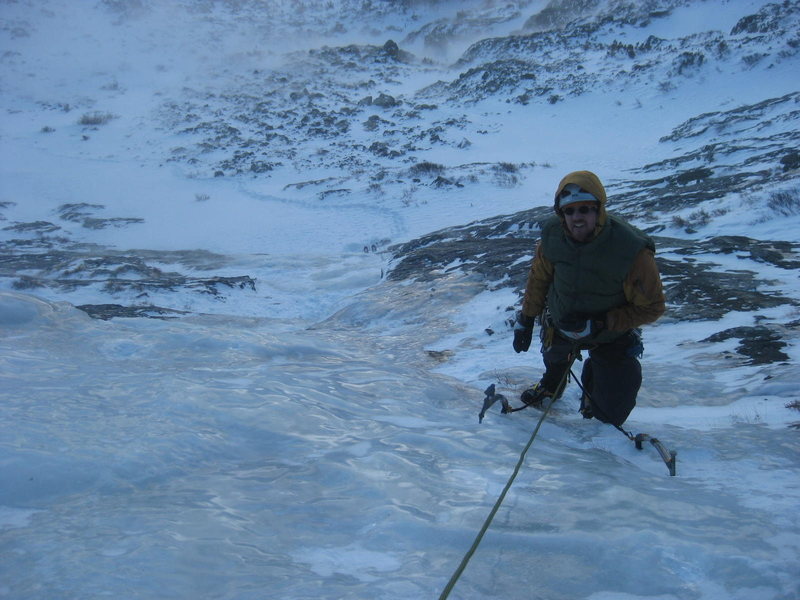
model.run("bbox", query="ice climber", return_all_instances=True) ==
[512,170,666,427]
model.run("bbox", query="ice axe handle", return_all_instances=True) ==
[635,433,677,477]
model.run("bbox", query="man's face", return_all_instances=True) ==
[563,202,599,242]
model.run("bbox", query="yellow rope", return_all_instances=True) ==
[438,353,576,599]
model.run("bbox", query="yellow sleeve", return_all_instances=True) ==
[606,248,666,331]
[521,241,553,320]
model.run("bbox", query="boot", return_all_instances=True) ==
[520,382,554,408]
[579,393,593,419]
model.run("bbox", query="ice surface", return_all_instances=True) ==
[1,288,798,599]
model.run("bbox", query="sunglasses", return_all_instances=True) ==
[562,205,598,216]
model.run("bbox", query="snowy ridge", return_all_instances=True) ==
[1,1,800,598]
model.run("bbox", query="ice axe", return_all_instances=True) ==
[478,383,511,423]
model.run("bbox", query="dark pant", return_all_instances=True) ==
[539,328,642,427]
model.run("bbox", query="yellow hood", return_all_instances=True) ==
[554,170,608,228]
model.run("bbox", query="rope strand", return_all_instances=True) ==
[438,352,577,600]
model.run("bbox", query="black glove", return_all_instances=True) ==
[557,313,605,341]
[512,313,535,353]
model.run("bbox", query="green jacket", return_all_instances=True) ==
[521,170,666,338]
[539,214,654,343]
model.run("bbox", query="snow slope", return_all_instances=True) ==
[1,1,799,598]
